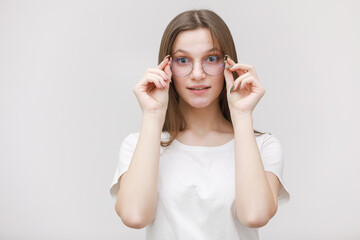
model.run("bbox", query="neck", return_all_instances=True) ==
[178,98,231,136]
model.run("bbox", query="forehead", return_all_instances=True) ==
[172,28,221,55]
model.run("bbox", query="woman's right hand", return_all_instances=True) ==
[133,55,172,117]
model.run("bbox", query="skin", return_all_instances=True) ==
[171,28,234,145]
[223,35,281,228]
[119,27,281,229]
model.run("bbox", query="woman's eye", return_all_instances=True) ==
[206,56,219,62]
[175,57,190,64]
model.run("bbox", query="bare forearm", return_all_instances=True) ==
[232,113,275,227]
[116,113,164,226]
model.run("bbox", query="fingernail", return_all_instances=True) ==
[237,84,241,90]
[164,55,170,60]
[230,85,234,93]
[225,65,233,69]
[224,54,231,60]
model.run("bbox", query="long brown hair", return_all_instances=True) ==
[158,9,267,147]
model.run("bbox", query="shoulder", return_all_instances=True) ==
[122,132,139,144]
[121,131,172,155]
[255,132,283,151]
[124,132,170,141]
[122,131,171,149]
[119,132,139,151]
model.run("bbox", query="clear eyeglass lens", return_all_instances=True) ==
[203,56,225,76]
[171,57,192,77]
[171,56,224,77]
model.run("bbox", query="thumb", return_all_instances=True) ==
[164,57,172,80]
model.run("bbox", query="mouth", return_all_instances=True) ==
[187,86,211,95]
[187,86,211,90]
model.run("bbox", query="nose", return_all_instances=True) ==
[190,61,206,80]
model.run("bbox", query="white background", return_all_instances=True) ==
[1,0,359,239]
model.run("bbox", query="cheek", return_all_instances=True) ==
[215,77,225,89]
[172,79,182,90]
[171,79,186,97]
[214,78,226,96]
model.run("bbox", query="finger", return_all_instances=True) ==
[157,55,171,70]
[148,68,171,82]
[227,66,251,93]
[149,77,163,89]
[230,73,251,93]
[149,73,167,88]
[226,57,251,76]
[233,76,259,93]
[141,74,164,89]
[232,78,242,93]
[234,77,253,92]
[239,73,262,88]
[240,77,256,91]
[224,60,235,91]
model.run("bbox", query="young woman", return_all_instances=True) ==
[110,9,290,240]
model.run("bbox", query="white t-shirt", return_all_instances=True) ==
[109,131,290,240]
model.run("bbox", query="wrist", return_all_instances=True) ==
[142,112,166,128]
[230,110,253,121]
[231,112,253,130]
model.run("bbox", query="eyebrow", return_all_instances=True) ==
[173,47,221,55]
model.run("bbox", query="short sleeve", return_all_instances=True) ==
[109,132,139,201]
[260,133,290,206]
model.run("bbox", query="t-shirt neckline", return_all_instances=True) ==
[172,138,234,151]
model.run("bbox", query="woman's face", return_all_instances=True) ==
[171,28,225,109]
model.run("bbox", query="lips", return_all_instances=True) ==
[187,85,211,90]
[188,86,210,95]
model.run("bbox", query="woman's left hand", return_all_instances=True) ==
[224,57,266,116]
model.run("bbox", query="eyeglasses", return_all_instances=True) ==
[169,55,225,78]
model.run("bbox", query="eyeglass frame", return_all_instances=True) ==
[168,55,228,78]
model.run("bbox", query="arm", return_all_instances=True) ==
[115,113,164,229]
[232,113,280,228]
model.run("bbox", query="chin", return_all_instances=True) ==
[186,98,214,109]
